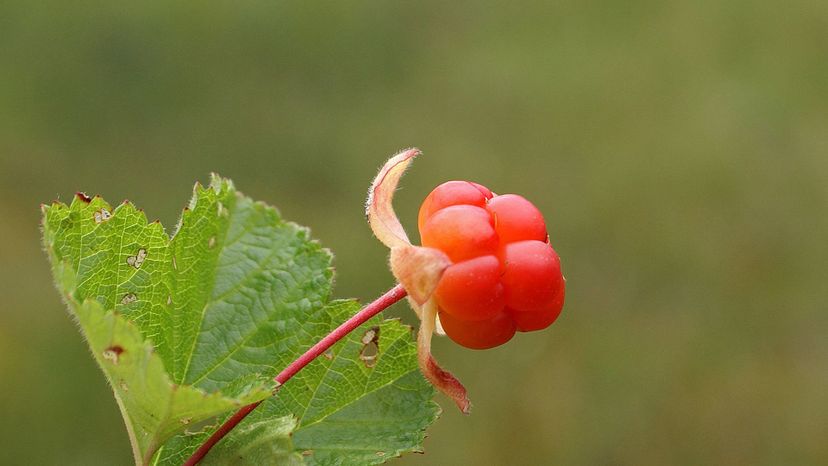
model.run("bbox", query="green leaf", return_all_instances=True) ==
[74,299,270,465]
[196,415,304,466]
[154,301,439,466]
[42,175,438,465]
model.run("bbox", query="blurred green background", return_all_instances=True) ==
[1,1,826,464]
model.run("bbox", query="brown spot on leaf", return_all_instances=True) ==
[323,351,333,360]
[75,192,92,203]
[301,450,313,457]
[180,417,192,425]
[126,248,147,269]
[359,326,380,368]
[103,345,125,364]
[121,293,137,305]
[208,236,216,248]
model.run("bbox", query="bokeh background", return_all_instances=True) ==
[1,1,827,465]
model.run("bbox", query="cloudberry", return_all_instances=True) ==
[419,181,565,349]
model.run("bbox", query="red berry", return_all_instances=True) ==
[417,180,493,232]
[438,309,516,350]
[420,205,498,262]
[486,194,548,243]
[508,285,565,332]
[468,182,494,199]
[435,255,504,321]
[500,240,563,312]
[418,180,566,350]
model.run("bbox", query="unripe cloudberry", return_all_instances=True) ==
[418,181,565,349]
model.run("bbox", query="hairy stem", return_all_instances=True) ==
[183,284,408,466]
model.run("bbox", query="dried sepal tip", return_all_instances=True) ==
[417,299,470,414]
[366,148,420,249]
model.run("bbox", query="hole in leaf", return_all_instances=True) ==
[93,208,111,224]
[359,326,380,368]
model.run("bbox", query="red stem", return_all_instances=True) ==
[182,284,408,466]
